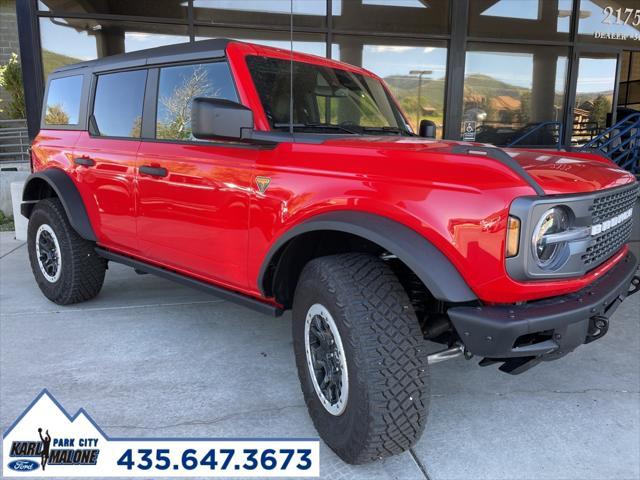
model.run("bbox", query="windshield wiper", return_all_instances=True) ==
[362,126,413,136]
[273,123,361,134]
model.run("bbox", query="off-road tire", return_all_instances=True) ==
[27,198,106,304]
[292,253,430,464]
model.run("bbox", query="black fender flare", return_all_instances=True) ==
[21,169,97,241]
[258,211,477,303]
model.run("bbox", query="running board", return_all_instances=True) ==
[95,247,283,317]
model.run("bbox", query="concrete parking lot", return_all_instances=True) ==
[1,231,639,480]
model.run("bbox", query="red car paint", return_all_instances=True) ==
[31,42,637,306]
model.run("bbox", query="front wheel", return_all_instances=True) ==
[292,253,430,464]
[27,198,106,305]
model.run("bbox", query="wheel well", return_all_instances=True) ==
[23,177,57,203]
[264,230,443,322]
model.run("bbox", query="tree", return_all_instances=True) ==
[518,91,531,124]
[589,95,612,129]
[0,53,26,119]
[44,104,69,125]
[157,66,219,140]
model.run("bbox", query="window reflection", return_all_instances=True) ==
[93,70,147,137]
[572,54,617,145]
[333,37,448,137]
[463,44,569,146]
[469,0,572,40]
[39,17,189,77]
[195,27,326,57]
[156,62,238,140]
[193,0,326,28]
[44,75,83,125]
[332,0,449,35]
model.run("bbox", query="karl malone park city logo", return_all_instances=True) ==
[4,390,103,476]
[3,389,320,477]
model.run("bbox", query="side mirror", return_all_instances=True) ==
[191,97,253,141]
[419,119,436,139]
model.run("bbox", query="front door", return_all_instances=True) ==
[135,61,255,290]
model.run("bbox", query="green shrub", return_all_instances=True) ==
[0,53,27,119]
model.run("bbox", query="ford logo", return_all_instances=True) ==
[8,459,39,472]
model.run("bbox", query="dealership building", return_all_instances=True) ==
[6,0,640,147]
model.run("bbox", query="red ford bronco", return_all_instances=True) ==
[23,40,639,464]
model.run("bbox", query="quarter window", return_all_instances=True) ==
[93,70,147,138]
[44,75,83,126]
[156,62,238,140]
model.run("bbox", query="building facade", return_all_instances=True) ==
[10,0,640,144]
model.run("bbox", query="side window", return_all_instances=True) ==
[156,62,238,141]
[93,70,147,138]
[44,75,83,126]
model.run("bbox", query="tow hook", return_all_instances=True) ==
[628,275,640,297]
[585,315,609,344]
[427,344,472,364]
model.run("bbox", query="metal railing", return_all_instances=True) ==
[0,119,29,163]
[581,113,640,174]
[506,121,564,150]
[571,120,602,146]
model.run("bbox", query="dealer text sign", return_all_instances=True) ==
[595,5,640,41]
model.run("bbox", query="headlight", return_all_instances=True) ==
[531,207,570,269]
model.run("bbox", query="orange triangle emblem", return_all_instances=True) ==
[255,176,271,194]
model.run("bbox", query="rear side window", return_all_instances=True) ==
[44,75,83,126]
[93,70,147,138]
[156,62,238,141]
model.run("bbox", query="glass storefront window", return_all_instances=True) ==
[195,27,326,57]
[571,53,617,144]
[332,0,449,35]
[462,44,569,146]
[193,0,326,28]
[332,37,447,137]
[578,0,640,46]
[37,0,189,19]
[39,17,189,78]
[469,0,573,41]
[618,52,640,113]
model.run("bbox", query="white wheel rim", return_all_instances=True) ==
[304,303,349,416]
[35,224,62,283]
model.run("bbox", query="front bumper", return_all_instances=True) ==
[448,251,639,373]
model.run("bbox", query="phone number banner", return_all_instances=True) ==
[3,390,319,477]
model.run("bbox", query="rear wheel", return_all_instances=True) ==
[292,253,430,464]
[27,198,106,304]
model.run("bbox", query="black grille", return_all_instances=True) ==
[589,183,638,224]
[582,184,638,267]
[582,220,633,266]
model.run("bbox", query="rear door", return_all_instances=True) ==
[135,61,257,290]
[73,69,147,253]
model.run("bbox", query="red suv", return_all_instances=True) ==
[22,40,639,464]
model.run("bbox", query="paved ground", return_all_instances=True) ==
[1,231,639,480]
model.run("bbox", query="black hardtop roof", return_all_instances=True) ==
[50,38,233,76]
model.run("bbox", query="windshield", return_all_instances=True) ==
[246,55,411,135]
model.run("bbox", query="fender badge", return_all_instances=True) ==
[255,176,271,194]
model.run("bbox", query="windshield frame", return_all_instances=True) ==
[245,55,413,136]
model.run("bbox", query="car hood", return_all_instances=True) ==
[321,137,636,195]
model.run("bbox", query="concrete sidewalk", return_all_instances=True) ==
[1,231,638,480]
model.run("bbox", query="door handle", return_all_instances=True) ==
[74,157,95,167]
[139,165,168,178]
